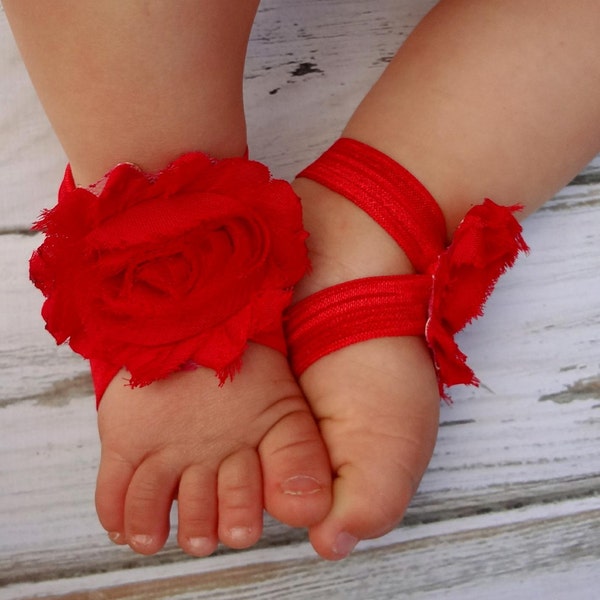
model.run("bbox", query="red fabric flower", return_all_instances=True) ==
[30,152,309,390]
[425,199,529,399]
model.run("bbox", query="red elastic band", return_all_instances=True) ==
[298,138,446,273]
[287,275,431,376]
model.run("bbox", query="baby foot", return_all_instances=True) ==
[290,177,441,560]
[94,343,332,556]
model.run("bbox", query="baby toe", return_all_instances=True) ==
[260,406,332,529]
[308,457,417,560]
[95,449,135,543]
[124,454,180,555]
[177,465,218,557]
[217,448,263,550]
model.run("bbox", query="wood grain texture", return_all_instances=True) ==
[1,0,599,598]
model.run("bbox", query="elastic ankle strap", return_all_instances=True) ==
[298,138,447,273]
[288,275,431,376]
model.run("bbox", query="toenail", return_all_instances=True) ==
[332,532,359,558]
[107,531,125,544]
[187,536,214,555]
[130,534,154,549]
[228,526,253,543]
[281,475,322,496]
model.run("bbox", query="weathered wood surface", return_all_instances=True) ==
[1,1,599,598]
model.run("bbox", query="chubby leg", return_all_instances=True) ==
[5,0,332,555]
[292,0,600,559]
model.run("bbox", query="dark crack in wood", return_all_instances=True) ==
[539,375,600,404]
[0,372,93,409]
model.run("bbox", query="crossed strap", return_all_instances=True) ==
[285,138,529,399]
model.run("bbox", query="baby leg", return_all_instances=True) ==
[291,0,600,559]
[5,0,332,556]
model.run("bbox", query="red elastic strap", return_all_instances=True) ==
[288,138,444,378]
[298,138,446,273]
[287,275,431,376]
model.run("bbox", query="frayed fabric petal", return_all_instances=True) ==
[30,152,309,406]
[425,200,529,399]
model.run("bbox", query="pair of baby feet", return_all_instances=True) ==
[95,162,441,561]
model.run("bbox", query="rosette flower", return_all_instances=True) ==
[424,199,529,399]
[30,152,309,393]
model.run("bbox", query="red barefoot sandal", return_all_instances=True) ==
[30,152,309,406]
[285,138,529,400]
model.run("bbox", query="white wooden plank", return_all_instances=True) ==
[0,234,90,405]
[244,0,439,178]
[2,497,598,599]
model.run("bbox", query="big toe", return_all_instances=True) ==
[123,454,180,555]
[217,448,264,550]
[259,394,333,529]
[303,338,440,560]
[308,447,424,560]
